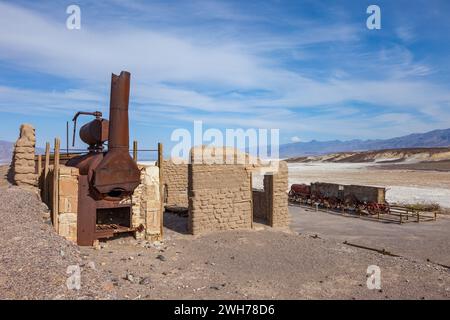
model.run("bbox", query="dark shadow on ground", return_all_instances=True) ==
[6,152,16,185]
[253,216,270,226]
[0,164,13,187]
[163,211,189,235]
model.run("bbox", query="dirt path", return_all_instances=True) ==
[78,213,450,300]
[290,205,450,266]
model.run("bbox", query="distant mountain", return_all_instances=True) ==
[0,140,45,165]
[280,128,450,158]
[0,140,14,164]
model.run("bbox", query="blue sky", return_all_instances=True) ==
[0,0,449,151]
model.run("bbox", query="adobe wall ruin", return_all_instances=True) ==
[57,165,79,242]
[187,146,256,235]
[252,161,290,227]
[266,161,290,227]
[46,164,162,243]
[11,124,37,189]
[162,160,188,207]
[132,165,162,242]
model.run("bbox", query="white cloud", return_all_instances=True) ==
[396,26,416,43]
[291,136,301,143]
[0,2,449,141]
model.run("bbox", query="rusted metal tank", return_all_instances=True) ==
[67,71,142,246]
[79,117,109,148]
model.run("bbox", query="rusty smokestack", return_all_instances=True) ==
[92,70,140,196]
[108,71,131,151]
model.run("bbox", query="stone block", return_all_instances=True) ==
[59,178,78,197]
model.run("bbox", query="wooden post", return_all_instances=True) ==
[158,142,164,239]
[66,121,69,154]
[250,173,253,229]
[43,142,50,205]
[36,155,42,174]
[133,140,138,162]
[37,155,42,189]
[52,138,60,233]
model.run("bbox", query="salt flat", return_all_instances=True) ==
[287,163,450,208]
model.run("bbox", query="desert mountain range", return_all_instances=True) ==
[280,128,450,158]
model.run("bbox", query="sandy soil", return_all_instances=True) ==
[80,214,450,300]
[290,205,450,266]
[287,163,450,208]
[376,160,450,172]
[0,165,11,188]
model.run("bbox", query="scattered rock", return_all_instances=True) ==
[156,255,166,262]
[102,281,115,292]
[125,273,134,283]
[139,277,152,285]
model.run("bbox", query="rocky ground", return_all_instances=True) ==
[81,221,450,300]
[0,164,449,299]
[0,166,115,299]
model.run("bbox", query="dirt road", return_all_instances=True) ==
[75,212,449,300]
[290,205,450,266]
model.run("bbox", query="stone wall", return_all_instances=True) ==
[251,161,289,228]
[53,164,162,243]
[188,146,253,235]
[57,165,79,242]
[162,160,188,207]
[132,165,162,241]
[11,124,37,189]
[267,161,289,227]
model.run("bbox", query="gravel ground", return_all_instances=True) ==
[0,176,116,299]
[290,205,450,266]
[83,218,450,300]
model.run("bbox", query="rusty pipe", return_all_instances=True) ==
[108,71,131,151]
[71,111,103,147]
